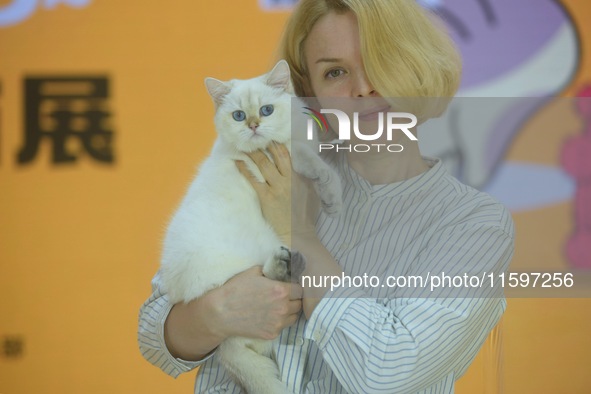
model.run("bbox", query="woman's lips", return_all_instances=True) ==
[357,106,391,121]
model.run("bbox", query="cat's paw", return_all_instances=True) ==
[319,191,342,216]
[314,170,343,216]
[262,247,291,282]
[289,250,306,284]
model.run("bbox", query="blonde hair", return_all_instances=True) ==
[278,0,462,121]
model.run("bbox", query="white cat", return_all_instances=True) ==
[160,60,341,394]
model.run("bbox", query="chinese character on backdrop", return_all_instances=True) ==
[2,336,24,359]
[18,76,114,165]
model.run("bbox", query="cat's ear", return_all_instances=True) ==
[205,77,232,108]
[266,60,292,92]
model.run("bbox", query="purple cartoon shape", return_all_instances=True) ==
[436,0,577,94]
[418,0,580,189]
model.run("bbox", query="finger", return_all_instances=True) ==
[236,160,267,195]
[287,299,302,315]
[268,142,292,177]
[289,283,304,299]
[246,150,281,185]
[284,312,300,327]
[245,265,264,276]
[232,265,263,280]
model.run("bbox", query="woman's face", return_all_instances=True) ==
[304,11,377,99]
[304,11,395,142]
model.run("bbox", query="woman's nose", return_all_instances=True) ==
[353,71,377,98]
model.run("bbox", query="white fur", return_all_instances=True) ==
[160,60,341,394]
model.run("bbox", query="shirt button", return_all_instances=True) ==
[313,331,322,342]
[295,337,304,346]
[340,243,349,250]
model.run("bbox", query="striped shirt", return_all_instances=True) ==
[138,154,514,393]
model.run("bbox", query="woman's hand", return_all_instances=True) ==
[165,266,302,361]
[236,142,320,248]
[234,141,334,318]
[236,143,292,244]
[207,266,302,340]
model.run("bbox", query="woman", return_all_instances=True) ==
[138,0,514,392]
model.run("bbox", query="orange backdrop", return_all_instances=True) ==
[1,1,590,393]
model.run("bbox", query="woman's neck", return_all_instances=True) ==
[346,141,429,185]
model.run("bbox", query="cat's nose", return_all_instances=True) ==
[249,122,259,132]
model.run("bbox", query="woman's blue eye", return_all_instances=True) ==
[260,105,274,117]
[232,110,246,121]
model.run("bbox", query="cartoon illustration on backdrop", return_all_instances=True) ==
[561,86,591,269]
[416,0,585,269]
[0,0,91,28]
[418,0,580,188]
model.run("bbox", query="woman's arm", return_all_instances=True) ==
[307,292,507,392]
[300,224,514,393]
[138,266,302,376]
[165,265,303,359]
[138,271,204,378]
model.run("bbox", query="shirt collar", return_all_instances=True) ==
[337,153,445,198]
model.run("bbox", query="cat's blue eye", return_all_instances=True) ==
[232,110,246,121]
[260,105,274,117]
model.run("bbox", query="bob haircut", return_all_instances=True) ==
[278,0,462,122]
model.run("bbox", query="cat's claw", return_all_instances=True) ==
[262,247,291,282]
